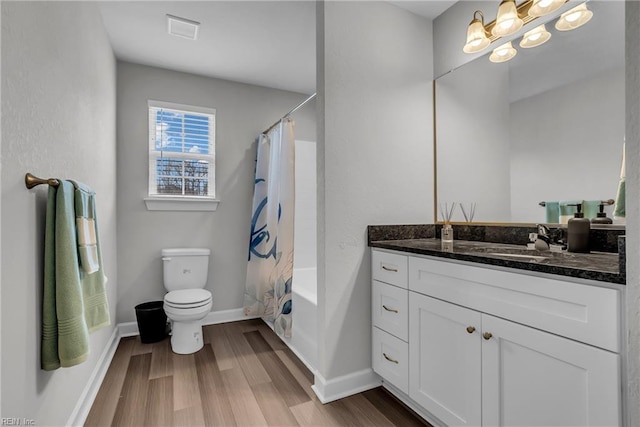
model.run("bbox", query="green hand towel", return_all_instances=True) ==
[42,181,89,370]
[583,200,601,220]
[559,200,580,223]
[614,179,625,218]
[614,142,625,218]
[71,180,110,332]
[544,201,560,223]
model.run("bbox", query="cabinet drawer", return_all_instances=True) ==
[372,280,408,341]
[372,327,409,394]
[409,256,621,352]
[372,250,408,288]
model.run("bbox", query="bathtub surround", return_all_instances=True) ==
[115,62,315,325]
[1,2,117,424]
[287,139,318,370]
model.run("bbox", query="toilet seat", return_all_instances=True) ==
[164,289,212,309]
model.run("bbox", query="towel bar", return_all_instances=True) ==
[539,199,615,207]
[25,173,60,189]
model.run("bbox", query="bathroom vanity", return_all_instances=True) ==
[369,228,624,427]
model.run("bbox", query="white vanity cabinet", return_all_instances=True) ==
[371,248,622,427]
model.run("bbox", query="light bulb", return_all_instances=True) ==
[463,11,490,53]
[555,3,593,31]
[492,0,524,37]
[490,42,517,63]
[520,24,551,48]
[529,0,565,18]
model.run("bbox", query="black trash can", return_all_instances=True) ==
[135,301,168,343]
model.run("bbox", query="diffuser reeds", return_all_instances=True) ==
[460,203,477,222]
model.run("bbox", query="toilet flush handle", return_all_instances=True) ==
[162,257,172,262]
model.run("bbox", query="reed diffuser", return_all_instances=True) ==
[460,203,477,222]
[440,202,456,243]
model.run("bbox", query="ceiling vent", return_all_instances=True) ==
[166,14,200,40]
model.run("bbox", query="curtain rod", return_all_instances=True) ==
[262,92,316,135]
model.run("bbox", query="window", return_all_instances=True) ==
[146,100,219,211]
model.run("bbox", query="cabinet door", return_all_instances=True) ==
[409,293,482,427]
[482,314,620,427]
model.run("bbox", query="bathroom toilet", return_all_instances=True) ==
[162,248,212,354]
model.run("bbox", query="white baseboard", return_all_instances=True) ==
[312,368,382,404]
[118,321,139,337]
[66,327,120,427]
[118,308,257,338]
[203,308,258,325]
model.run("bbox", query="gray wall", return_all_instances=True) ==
[433,0,495,77]
[625,2,640,425]
[436,59,511,222]
[317,1,434,380]
[1,2,117,425]
[116,62,316,323]
[510,67,624,223]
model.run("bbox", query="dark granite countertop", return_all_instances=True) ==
[370,238,624,285]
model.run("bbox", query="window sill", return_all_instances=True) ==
[144,196,220,212]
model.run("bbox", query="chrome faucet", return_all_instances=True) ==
[533,225,566,251]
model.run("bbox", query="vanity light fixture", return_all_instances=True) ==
[528,0,566,18]
[463,11,491,53]
[519,24,551,48]
[490,41,518,63]
[463,0,559,53]
[492,0,524,37]
[555,3,593,31]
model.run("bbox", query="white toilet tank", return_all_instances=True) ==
[162,248,210,291]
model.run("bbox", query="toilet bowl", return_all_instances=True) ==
[162,248,212,354]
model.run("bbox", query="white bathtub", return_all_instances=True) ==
[286,267,317,370]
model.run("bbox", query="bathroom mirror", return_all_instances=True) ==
[435,0,625,224]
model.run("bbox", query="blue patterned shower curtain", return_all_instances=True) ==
[244,118,295,337]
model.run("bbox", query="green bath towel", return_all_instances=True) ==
[41,180,111,370]
[42,181,89,370]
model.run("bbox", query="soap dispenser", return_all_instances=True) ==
[591,203,613,224]
[567,203,590,253]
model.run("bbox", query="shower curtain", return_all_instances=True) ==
[244,118,295,337]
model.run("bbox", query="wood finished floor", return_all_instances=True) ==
[85,319,432,427]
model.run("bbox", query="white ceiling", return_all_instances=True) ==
[98,1,455,95]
